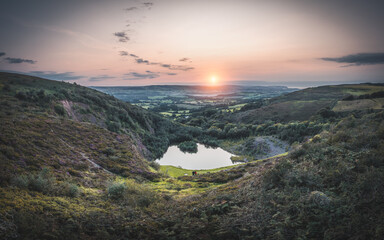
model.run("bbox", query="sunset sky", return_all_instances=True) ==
[0,0,383,86]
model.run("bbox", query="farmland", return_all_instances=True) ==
[93,85,297,120]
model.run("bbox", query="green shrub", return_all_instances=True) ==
[62,182,80,198]
[106,120,121,132]
[27,168,55,193]
[2,84,11,91]
[107,182,127,200]
[178,141,198,153]
[11,175,29,188]
[10,168,80,197]
[149,161,160,171]
[107,180,157,207]
[54,104,66,116]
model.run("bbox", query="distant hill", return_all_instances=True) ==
[92,85,296,103]
[234,84,384,123]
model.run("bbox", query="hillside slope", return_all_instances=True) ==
[0,73,383,239]
[0,72,197,160]
[155,111,384,239]
[235,84,384,123]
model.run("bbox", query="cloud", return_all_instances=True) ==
[179,57,190,62]
[120,51,194,71]
[119,51,129,56]
[321,53,384,66]
[114,31,130,42]
[0,52,5,57]
[159,63,194,71]
[120,51,138,58]
[166,73,177,76]
[89,75,116,82]
[135,58,150,64]
[125,7,137,11]
[29,71,84,81]
[123,70,160,80]
[143,2,154,9]
[169,66,194,71]
[4,57,36,64]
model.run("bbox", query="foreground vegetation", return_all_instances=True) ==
[0,73,383,239]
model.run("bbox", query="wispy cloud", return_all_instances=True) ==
[166,72,177,76]
[120,51,194,71]
[119,51,138,58]
[119,51,129,56]
[179,57,191,62]
[321,53,384,66]
[160,64,194,71]
[114,31,130,42]
[29,71,84,81]
[5,57,36,64]
[143,2,154,9]
[124,7,137,11]
[123,70,160,80]
[0,52,5,57]
[89,75,116,82]
[136,58,150,64]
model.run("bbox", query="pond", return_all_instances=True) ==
[155,144,239,170]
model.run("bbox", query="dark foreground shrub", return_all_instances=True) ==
[107,180,158,207]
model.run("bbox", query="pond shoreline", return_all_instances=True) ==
[155,143,239,170]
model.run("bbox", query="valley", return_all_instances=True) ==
[1,72,383,239]
[93,85,296,121]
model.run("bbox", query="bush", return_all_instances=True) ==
[2,84,11,91]
[54,104,66,116]
[149,161,160,171]
[26,168,55,193]
[61,182,80,198]
[106,120,121,132]
[107,182,127,200]
[10,168,80,197]
[178,141,198,153]
[11,175,29,188]
[15,91,27,100]
[107,180,158,207]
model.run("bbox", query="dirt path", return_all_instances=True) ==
[79,152,113,174]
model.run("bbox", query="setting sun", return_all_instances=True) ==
[210,76,217,84]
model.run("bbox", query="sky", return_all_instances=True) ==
[0,0,383,86]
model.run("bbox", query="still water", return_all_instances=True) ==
[155,144,239,170]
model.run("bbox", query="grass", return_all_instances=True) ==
[159,165,237,178]
[228,103,246,110]
[338,85,384,95]
[158,152,288,178]
[148,178,221,197]
[333,98,384,112]
[159,112,173,116]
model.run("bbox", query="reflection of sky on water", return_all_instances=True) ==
[156,144,239,170]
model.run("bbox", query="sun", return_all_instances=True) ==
[210,76,217,84]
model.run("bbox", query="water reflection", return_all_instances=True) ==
[156,144,239,170]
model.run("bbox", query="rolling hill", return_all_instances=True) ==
[234,84,384,123]
[0,72,383,239]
